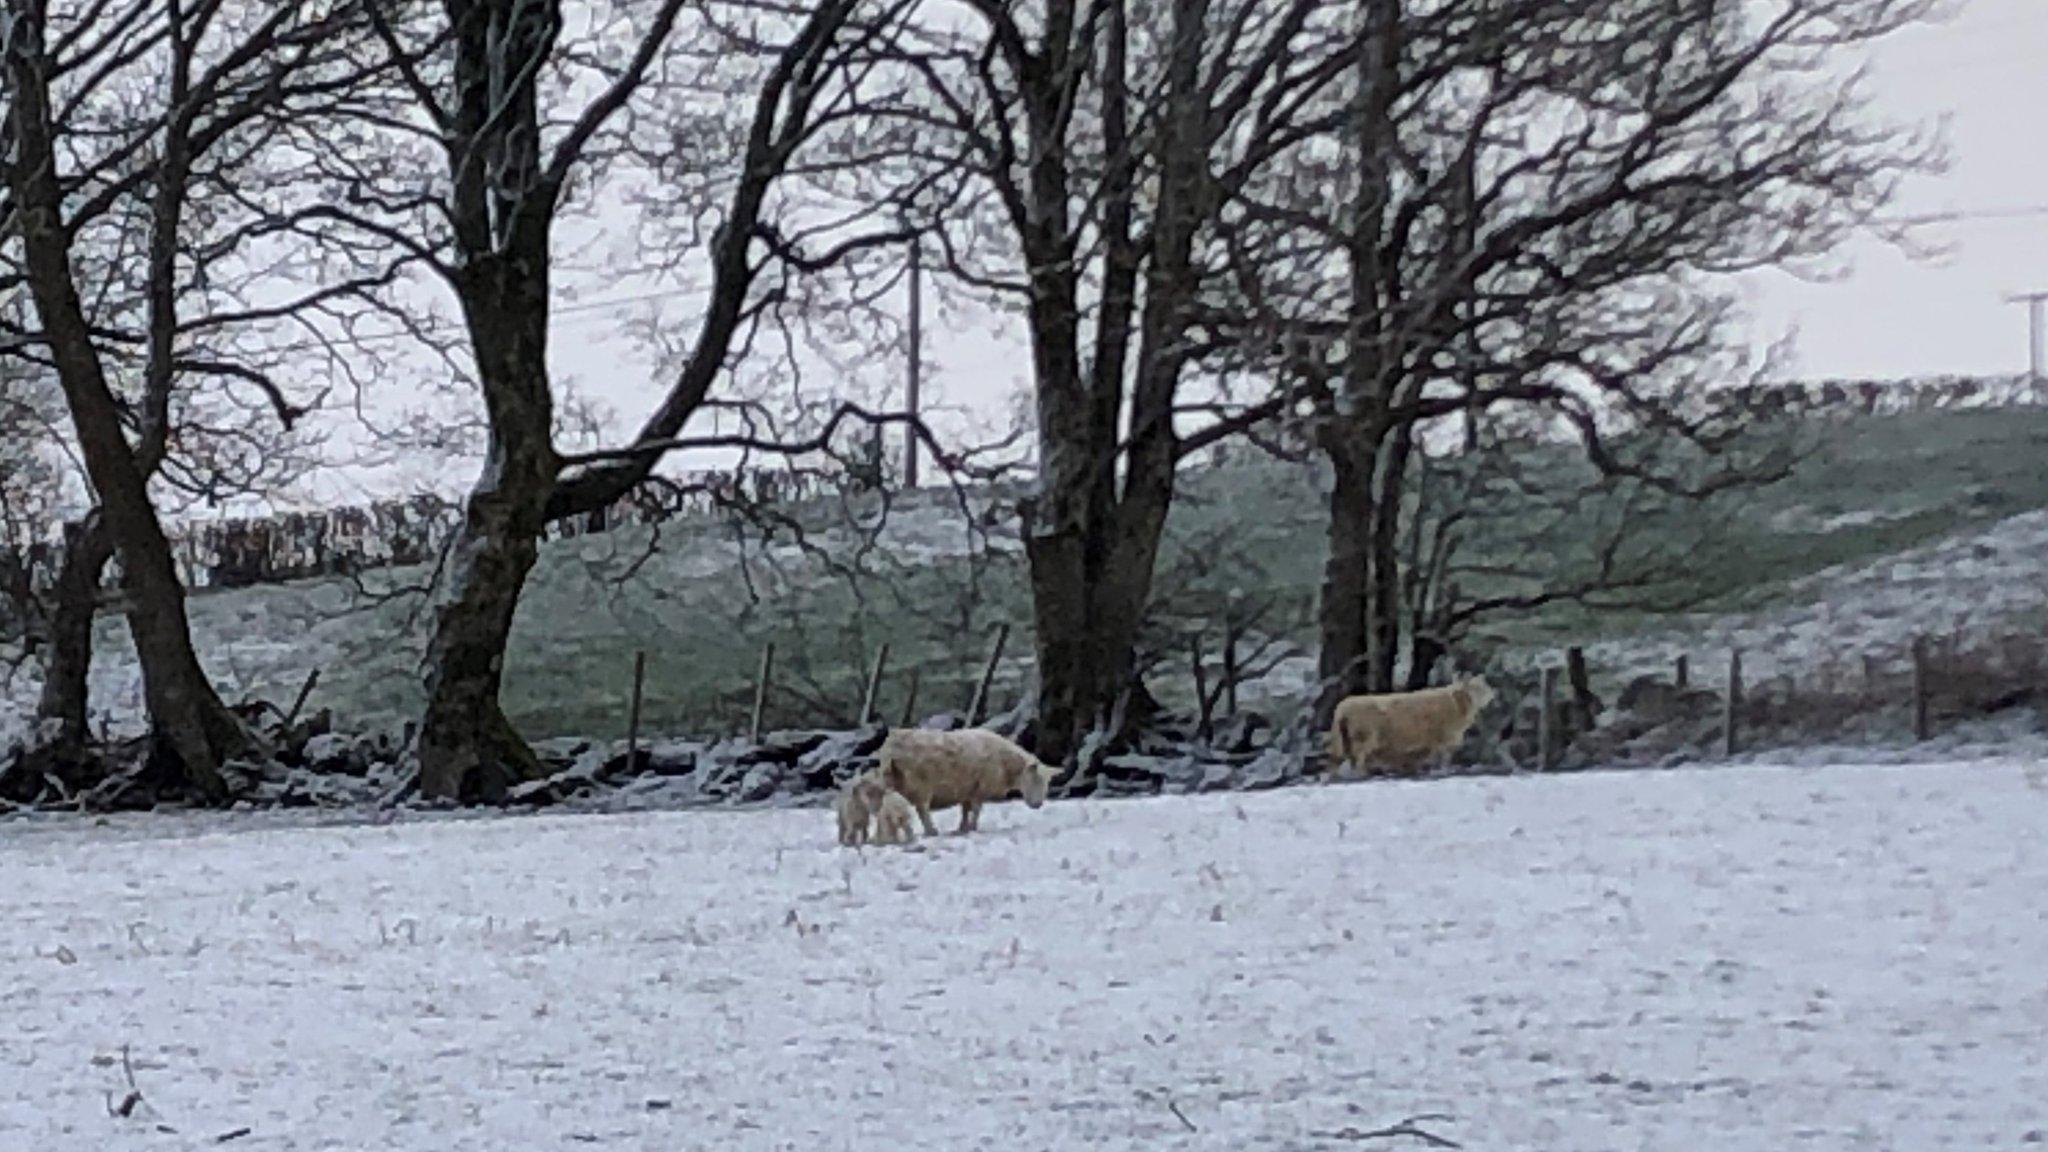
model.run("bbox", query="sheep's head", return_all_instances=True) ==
[848,773,888,809]
[1014,760,1059,808]
[1460,675,1497,713]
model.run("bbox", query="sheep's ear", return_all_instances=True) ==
[1037,763,1059,781]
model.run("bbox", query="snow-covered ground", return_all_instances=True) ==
[5,760,2045,1150]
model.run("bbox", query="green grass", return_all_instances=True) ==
[141,405,2048,741]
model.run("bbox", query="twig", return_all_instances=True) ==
[283,669,321,728]
[1313,1114,1461,1148]
[108,1044,143,1119]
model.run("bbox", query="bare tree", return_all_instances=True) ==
[1,0,394,794]
[325,0,934,800]
[1201,0,1941,708]
[1391,419,1753,692]
[897,0,1357,761]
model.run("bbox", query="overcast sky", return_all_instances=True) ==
[304,0,2048,508]
[1740,0,2048,379]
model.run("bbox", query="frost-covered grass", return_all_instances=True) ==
[8,406,2048,744]
[4,759,2046,1149]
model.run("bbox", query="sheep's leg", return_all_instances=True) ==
[956,801,979,835]
[914,800,940,838]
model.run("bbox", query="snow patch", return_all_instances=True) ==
[3,761,2044,1148]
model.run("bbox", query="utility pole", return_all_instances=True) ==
[903,234,923,490]
[2008,291,2048,400]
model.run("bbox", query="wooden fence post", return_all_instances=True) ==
[859,644,890,727]
[749,642,776,743]
[1724,649,1743,756]
[1912,635,1930,742]
[899,668,921,728]
[1675,653,1689,690]
[1538,664,1558,770]
[625,650,647,770]
[968,623,1010,726]
[1566,646,1594,736]
[1222,610,1241,719]
[1190,633,1211,743]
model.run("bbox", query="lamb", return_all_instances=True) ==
[871,789,919,846]
[835,770,921,848]
[1325,675,1495,780]
[877,727,1060,836]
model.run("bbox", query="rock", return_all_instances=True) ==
[641,740,701,778]
[531,737,594,767]
[507,749,612,806]
[1238,747,1300,791]
[218,757,271,797]
[984,704,1033,743]
[301,733,364,775]
[1197,762,1237,793]
[741,731,829,767]
[1213,712,1272,755]
[1093,774,1157,798]
[1100,754,1171,786]
[795,726,888,791]
[738,764,782,803]
[1137,726,1195,755]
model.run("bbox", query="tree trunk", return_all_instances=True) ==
[414,494,549,802]
[1405,632,1446,692]
[36,515,113,753]
[1017,199,1114,764]
[4,26,243,799]
[414,264,557,802]
[1316,435,1376,716]
[1365,421,1416,692]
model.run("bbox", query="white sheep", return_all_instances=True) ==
[1326,676,1495,780]
[877,727,1059,836]
[835,770,921,848]
[871,789,919,846]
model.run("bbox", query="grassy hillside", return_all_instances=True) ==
[15,406,2048,744]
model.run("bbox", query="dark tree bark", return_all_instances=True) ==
[1315,436,1376,708]
[35,514,113,752]
[1214,0,1934,717]
[2,9,242,797]
[415,257,559,802]
[392,0,866,799]
[989,0,1249,763]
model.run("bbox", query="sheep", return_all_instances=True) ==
[871,789,919,846]
[877,727,1060,836]
[835,772,888,847]
[1325,676,1495,780]
[836,770,922,848]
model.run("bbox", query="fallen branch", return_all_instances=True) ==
[283,669,322,728]
[106,1044,143,1119]
[1313,1114,1461,1148]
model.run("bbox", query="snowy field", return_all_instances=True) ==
[4,760,2046,1150]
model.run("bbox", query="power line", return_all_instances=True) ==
[1874,204,2048,227]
